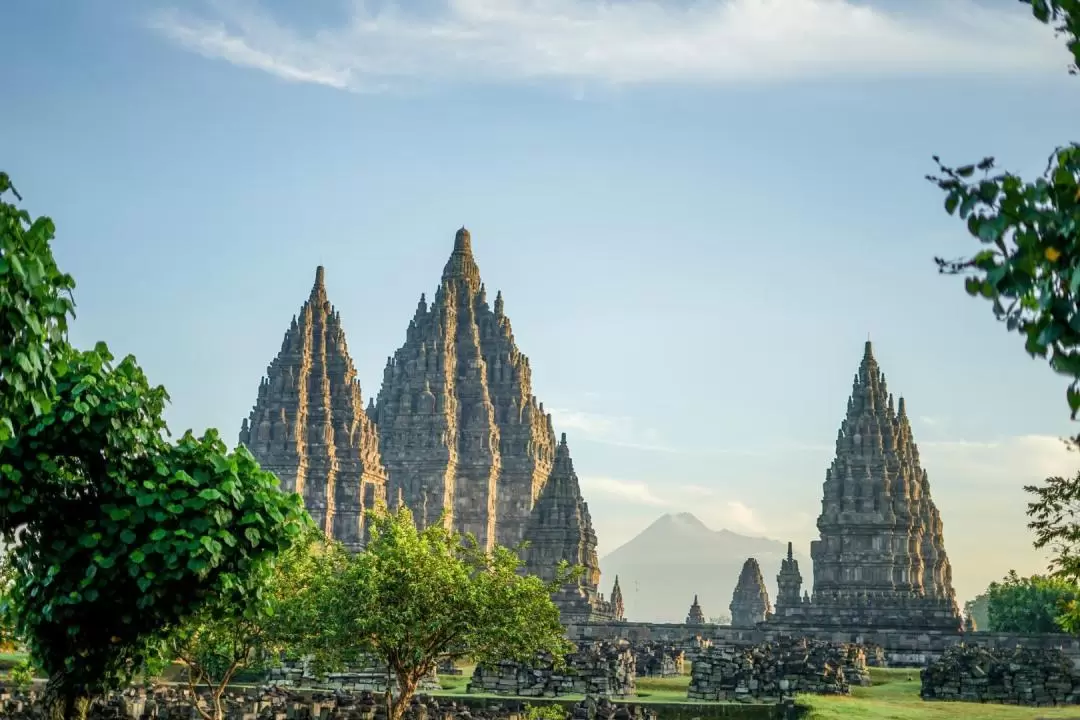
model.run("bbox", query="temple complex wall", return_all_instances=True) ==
[567,621,1080,665]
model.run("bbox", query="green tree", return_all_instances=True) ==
[0,174,310,719]
[985,570,1080,633]
[929,1,1080,418]
[308,505,574,720]
[169,528,333,720]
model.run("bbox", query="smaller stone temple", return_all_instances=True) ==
[686,596,706,625]
[611,576,625,622]
[729,558,771,627]
[769,342,962,631]
[520,434,619,623]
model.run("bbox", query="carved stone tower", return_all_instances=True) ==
[374,228,558,551]
[240,266,387,551]
[729,558,771,627]
[686,595,705,625]
[773,341,961,630]
[611,576,625,622]
[520,434,615,622]
[774,542,804,615]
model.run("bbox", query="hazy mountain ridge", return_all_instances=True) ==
[599,512,811,623]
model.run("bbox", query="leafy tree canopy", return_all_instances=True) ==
[307,505,574,720]
[929,1,1080,418]
[986,570,1080,633]
[0,174,310,718]
[169,527,330,720]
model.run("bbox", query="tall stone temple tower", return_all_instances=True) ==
[373,228,559,552]
[729,558,771,627]
[771,341,961,630]
[520,434,619,622]
[240,267,388,551]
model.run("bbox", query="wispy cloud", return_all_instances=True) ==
[580,476,673,506]
[149,0,1067,93]
[549,407,681,453]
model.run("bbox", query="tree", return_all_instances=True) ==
[929,1,1080,419]
[985,570,1080,633]
[169,528,333,720]
[308,505,574,720]
[0,547,16,652]
[0,174,311,719]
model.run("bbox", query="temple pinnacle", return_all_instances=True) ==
[311,265,327,300]
[454,226,472,253]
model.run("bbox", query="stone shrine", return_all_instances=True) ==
[520,434,620,622]
[729,558,771,627]
[373,228,558,551]
[240,267,387,551]
[772,342,961,630]
[686,596,705,625]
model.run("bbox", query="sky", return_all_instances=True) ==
[4,0,1080,608]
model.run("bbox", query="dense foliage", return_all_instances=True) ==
[0,174,309,719]
[170,527,327,720]
[308,506,574,720]
[985,570,1080,633]
[929,1,1080,418]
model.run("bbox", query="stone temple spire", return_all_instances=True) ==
[805,340,960,630]
[729,558,771,627]
[611,576,625,621]
[375,227,558,551]
[774,541,804,614]
[520,434,611,622]
[240,266,387,551]
[686,595,705,625]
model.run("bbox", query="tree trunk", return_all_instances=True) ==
[389,675,418,720]
[44,672,90,720]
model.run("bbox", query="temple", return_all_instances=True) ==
[686,596,705,625]
[373,228,558,551]
[730,558,771,627]
[239,267,387,551]
[770,342,961,631]
[520,434,620,622]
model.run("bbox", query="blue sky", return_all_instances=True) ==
[5,0,1080,607]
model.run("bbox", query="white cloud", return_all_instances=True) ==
[149,0,1067,92]
[580,475,672,506]
[922,434,1079,487]
[549,408,680,453]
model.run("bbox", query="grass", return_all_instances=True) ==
[801,667,1080,719]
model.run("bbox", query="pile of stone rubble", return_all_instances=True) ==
[0,685,562,720]
[920,644,1080,706]
[687,637,863,702]
[469,642,636,698]
[266,654,440,692]
[626,641,684,678]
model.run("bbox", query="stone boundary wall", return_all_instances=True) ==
[469,642,635,698]
[266,655,440,692]
[921,645,1080,706]
[568,622,1080,667]
[687,638,868,703]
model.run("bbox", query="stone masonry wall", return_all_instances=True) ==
[567,621,1080,666]
[266,656,440,693]
[687,638,866,703]
[921,645,1080,706]
[469,642,635,698]
[630,641,685,677]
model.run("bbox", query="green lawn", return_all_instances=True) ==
[801,667,1080,719]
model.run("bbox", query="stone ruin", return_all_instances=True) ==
[266,655,440,693]
[687,637,869,702]
[771,342,962,632]
[241,230,620,623]
[685,595,705,625]
[626,641,685,678]
[675,634,712,663]
[921,644,1080,706]
[730,558,771,627]
[0,685,571,720]
[469,642,635,698]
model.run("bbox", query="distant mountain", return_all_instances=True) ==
[599,512,811,623]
